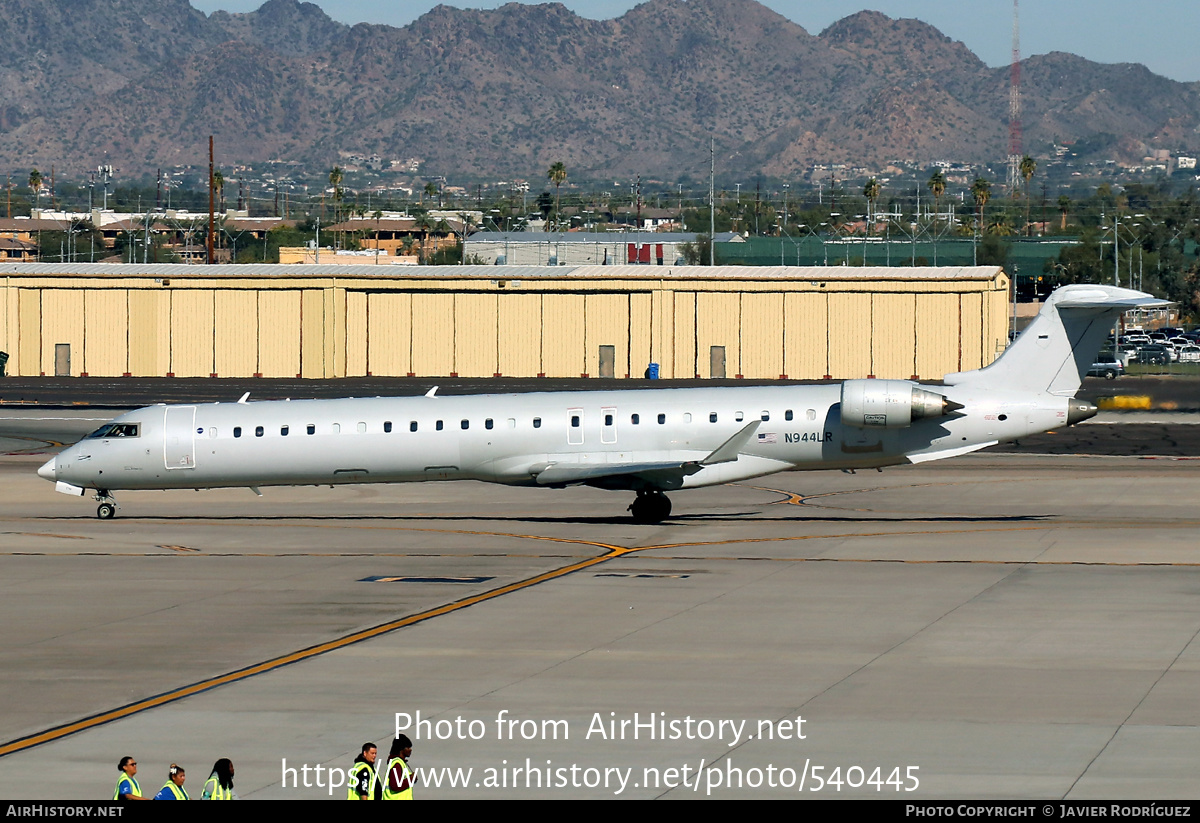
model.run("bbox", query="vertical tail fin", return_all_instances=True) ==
[944,285,1169,396]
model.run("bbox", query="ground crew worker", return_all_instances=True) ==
[383,734,416,800]
[154,764,189,800]
[202,758,237,800]
[113,756,146,801]
[348,742,381,800]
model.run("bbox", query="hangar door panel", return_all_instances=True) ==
[260,291,302,378]
[367,292,411,377]
[783,293,828,379]
[740,292,784,379]
[214,291,258,377]
[170,290,215,377]
[871,294,916,379]
[542,293,584,377]
[585,293,629,378]
[411,293,455,376]
[84,290,128,377]
[826,293,871,379]
[455,293,498,377]
[41,290,83,377]
[497,293,541,377]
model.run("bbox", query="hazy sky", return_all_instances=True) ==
[189,0,1200,83]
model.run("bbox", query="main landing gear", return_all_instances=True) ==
[628,491,671,524]
[94,491,117,520]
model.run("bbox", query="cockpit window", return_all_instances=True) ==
[86,423,139,439]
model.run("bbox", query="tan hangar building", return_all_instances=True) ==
[0,263,1009,381]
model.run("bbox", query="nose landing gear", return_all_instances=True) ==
[628,490,671,524]
[94,491,117,520]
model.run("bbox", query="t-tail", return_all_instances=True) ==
[944,285,1169,397]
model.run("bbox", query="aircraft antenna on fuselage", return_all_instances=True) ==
[237,392,250,404]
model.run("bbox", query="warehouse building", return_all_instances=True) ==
[0,263,1009,381]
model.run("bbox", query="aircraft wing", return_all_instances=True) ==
[534,460,702,486]
[533,421,763,486]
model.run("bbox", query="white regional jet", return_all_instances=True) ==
[38,285,1162,523]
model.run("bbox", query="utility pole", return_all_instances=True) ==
[709,138,715,266]
[1007,0,1022,194]
[207,135,215,265]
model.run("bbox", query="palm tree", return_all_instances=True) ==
[971,177,991,265]
[971,177,991,229]
[862,178,881,235]
[28,169,43,214]
[927,169,946,265]
[212,169,225,213]
[1058,195,1071,232]
[547,161,567,230]
[1020,155,1036,235]
[927,169,946,223]
[413,211,432,262]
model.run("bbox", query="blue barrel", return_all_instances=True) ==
[647,362,660,380]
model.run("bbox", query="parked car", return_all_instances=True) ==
[1087,354,1125,379]
[1179,346,1200,363]
[1136,344,1174,365]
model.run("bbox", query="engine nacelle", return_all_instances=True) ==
[840,379,958,429]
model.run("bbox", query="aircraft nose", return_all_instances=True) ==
[37,457,56,482]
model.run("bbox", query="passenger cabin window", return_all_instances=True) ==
[785,410,793,421]
[604,414,613,426]
[485,418,494,430]
[280,425,289,436]
[461,419,470,430]
[571,415,580,427]
[357,422,367,433]
[735,412,744,422]
[255,426,264,437]
[86,423,140,438]
[410,421,418,432]
[807,409,816,420]
[709,412,718,423]
[332,423,341,434]
[507,418,516,429]
[657,413,666,424]
[533,417,542,428]
[761,411,770,421]
[436,420,444,431]
[384,421,392,433]
[233,427,242,438]
[307,424,316,435]
[631,414,640,425]
[683,413,692,423]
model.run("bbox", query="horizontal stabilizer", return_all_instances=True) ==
[1049,287,1170,311]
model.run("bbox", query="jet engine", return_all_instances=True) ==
[840,379,961,428]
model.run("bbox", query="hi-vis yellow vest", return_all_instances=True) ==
[348,761,377,800]
[113,773,141,800]
[382,757,414,800]
[203,775,232,800]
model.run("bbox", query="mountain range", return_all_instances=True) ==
[2,0,1198,180]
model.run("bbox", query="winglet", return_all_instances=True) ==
[425,386,439,398]
[701,420,761,465]
[237,392,250,404]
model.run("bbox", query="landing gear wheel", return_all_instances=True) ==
[629,491,671,524]
[97,502,116,520]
